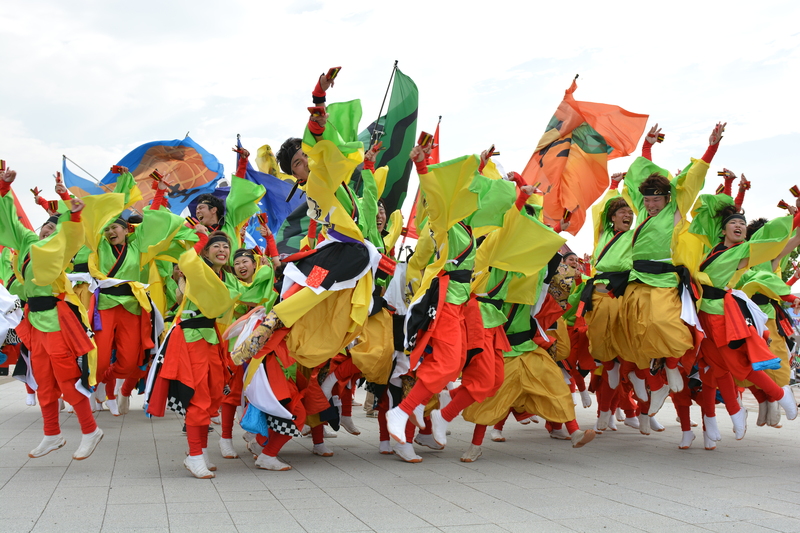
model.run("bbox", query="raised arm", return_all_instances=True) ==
[0,168,39,251]
[641,123,662,161]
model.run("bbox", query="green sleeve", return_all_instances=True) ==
[113,171,138,207]
[0,194,38,253]
[302,100,365,155]
[622,156,655,216]
[465,174,517,229]
[357,169,383,249]
[239,264,278,311]
[225,175,264,232]
[137,208,200,263]
[688,194,733,250]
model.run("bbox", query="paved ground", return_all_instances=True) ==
[1,376,799,533]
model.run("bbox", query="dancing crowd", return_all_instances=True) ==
[1,67,798,479]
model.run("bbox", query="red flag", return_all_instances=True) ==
[520,80,648,235]
[10,187,35,231]
[403,119,441,241]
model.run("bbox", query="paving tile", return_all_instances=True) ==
[165,511,235,529]
[103,503,169,529]
[0,518,39,533]
[289,507,372,532]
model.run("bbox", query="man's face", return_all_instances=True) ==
[39,222,57,240]
[196,203,217,225]
[643,195,668,217]
[611,207,634,232]
[291,149,309,183]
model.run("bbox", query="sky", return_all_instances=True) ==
[2,0,799,254]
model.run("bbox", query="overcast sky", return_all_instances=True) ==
[2,0,799,253]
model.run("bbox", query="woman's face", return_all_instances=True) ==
[376,204,387,232]
[204,241,230,268]
[233,255,257,282]
[104,223,128,245]
[723,218,747,244]
[611,206,634,232]
[564,254,579,269]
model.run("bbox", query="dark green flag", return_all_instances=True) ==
[358,68,418,214]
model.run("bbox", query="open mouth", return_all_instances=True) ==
[238,268,249,276]
[216,253,228,262]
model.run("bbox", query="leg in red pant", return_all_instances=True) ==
[387,302,467,444]
[94,305,150,415]
[26,327,102,460]
[183,338,225,478]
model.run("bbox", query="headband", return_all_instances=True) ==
[641,187,670,197]
[207,234,229,247]
[109,217,127,228]
[722,213,746,227]
[45,214,61,226]
[233,249,255,261]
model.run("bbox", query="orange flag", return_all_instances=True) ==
[521,79,647,235]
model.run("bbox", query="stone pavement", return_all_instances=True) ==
[1,378,799,533]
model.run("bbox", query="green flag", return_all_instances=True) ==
[358,68,418,214]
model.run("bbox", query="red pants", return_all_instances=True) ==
[459,326,507,403]
[184,339,225,427]
[413,302,467,393]
[95,306,147,390]
[28,328,97,435]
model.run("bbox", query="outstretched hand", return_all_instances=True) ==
[645,123,662,144]
[69,198,85,213]
[610,172,625,183]
[410,146,425,163]
[1,168,16,183]
[319,72,334,92]
[709,122,727,146]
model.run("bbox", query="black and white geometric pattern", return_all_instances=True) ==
[4,328,19,346]
[166,395,186,417]
[166,381,194,417]
[266,414,301,437]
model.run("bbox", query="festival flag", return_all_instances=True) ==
[64,136,226,215]
[10,187,35,231]
[520,79,648,235]
[62,158,107,198]
[403,119,440,242]
[275,202,315,255]
[357,67,418,213]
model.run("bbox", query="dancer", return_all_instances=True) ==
[619,123,723,415]
[1,166,103,460]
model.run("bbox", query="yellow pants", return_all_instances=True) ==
[619,283,693,369]
[463,347,575,426]
[585,290,622,363]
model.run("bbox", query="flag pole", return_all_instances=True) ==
[398,115,439,254]
[369,60,399,151]
[62,155,115,193]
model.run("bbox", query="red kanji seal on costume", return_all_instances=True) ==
[305,265,329,288]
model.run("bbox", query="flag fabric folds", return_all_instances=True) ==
[520,80,648,235]
[237,137,306,245]
[65,136,226,216]
[357,68,418,214]
[62,159,107,198]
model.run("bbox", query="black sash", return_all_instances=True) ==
[99,284,134,297]
[27,296,60,312]
[179,317,216,329]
